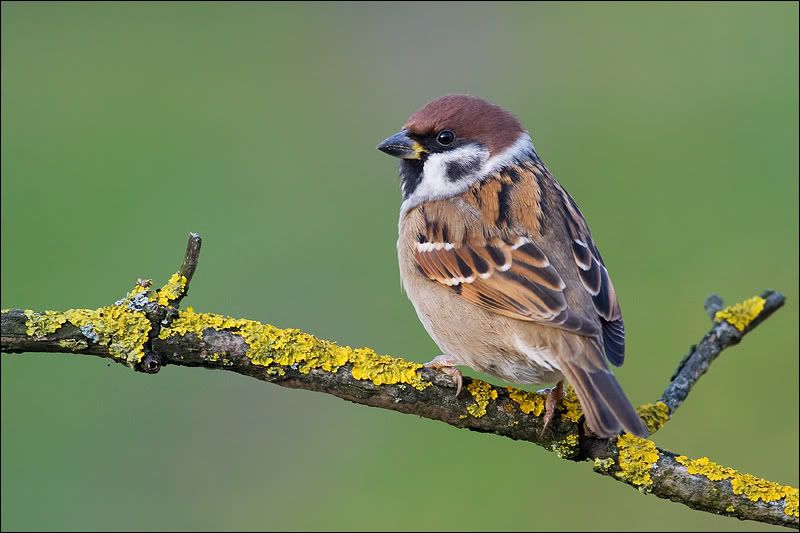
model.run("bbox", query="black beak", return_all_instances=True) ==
[376,131,426,160]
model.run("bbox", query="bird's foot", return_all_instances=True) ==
[424,354,463,397]
[538,380,565,436]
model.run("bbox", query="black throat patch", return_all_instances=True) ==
[400,159,425,199]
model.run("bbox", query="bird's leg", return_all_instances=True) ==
[539,380,565,436]
[424,354,463,397]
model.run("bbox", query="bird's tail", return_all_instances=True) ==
[559,346,647,438]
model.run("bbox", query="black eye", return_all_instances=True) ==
[436,130,455,146]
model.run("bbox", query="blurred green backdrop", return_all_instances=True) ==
[1,2,797,531]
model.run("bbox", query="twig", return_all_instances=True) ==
[659,290,785,415]
[174,232,202,307]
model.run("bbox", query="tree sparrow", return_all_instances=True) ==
[377,95,647,438]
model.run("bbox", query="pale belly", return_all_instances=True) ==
[401,261,564,386]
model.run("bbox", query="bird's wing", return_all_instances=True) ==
[550,177,626,366]
[415,234,599,337]
[414,163,625,366]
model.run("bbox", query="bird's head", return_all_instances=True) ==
[377,95,536,212]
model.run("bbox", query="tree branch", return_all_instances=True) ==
[631,289,786,436]
[1,233,797,529]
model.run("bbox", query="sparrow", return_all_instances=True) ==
[377,95,647,438]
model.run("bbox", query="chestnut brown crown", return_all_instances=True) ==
[403,94,525,156]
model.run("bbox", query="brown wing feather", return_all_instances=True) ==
[414,236,599,337]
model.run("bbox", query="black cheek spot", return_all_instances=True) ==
[445,154,482,182]
[445,160,473,182]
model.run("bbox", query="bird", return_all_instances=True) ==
[377,94,647,438]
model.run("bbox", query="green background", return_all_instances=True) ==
[2,2,797,531]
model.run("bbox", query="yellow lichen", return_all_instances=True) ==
[266,366,286,376]
[675,455,736,481]
[23,306,150,366]
[206,352,234,366]
[73,306,150,365]
[64,308,94,328]
[160,309,430,390]
[560,385,583,423]
[350,348,427,388]
[154,273,187,306]
[731,475,787,504]
[786,490,799,518]
[676,455,799,517]
[551,433,579,458]
[161,308,246,337]
[507,387,545,416]
[637,401,670,434]
[593,457,615,473]
[615,434,660,489]
[714,296,766,332]
[127,283,149,298]
[58,339,88,350]
[24,310,67,337]
[465,380,498,417]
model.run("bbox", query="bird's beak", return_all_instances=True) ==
[377,131,427,160]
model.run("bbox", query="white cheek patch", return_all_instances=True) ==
[400,133,537,213]
[400,145,489,212]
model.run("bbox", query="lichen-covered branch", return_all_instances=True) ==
[659,291,785,415]
[633,290,786,437]
[1,234,796,529]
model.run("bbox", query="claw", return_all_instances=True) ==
[447,367,463,398]
[424,357,463,398]
[539,380,565,437]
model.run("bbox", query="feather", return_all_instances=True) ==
[559,344,646,437]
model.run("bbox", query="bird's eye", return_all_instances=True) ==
[436,130,455,146]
